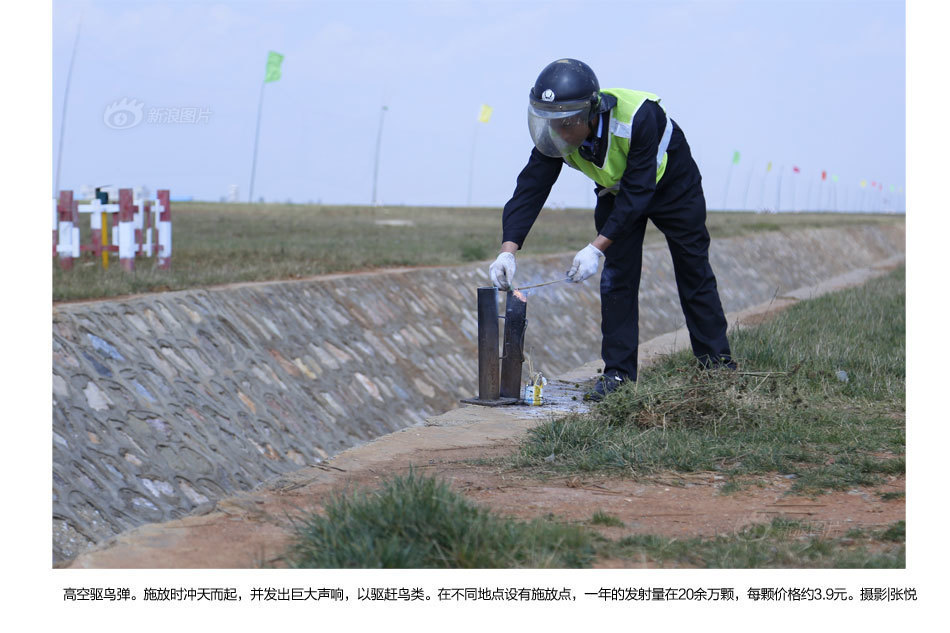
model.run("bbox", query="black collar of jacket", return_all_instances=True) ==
[576,93,616,167]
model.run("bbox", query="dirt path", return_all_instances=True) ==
[65,257,905,568]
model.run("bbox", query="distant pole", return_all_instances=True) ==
[467,122,479,206]
[467,104,494,207]
[371,105,388,205]
[54,12,83,197]
[790,169,798,211]
[721,167,731,210]
[248,51,284,203]
[742,167,754,210]
[776,165,784,212]
[722,150,740,210]
[248,80,266,203]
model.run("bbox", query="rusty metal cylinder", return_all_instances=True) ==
[475,286,501,401]
[500,291,527,399]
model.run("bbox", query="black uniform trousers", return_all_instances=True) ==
[594,181,732,381]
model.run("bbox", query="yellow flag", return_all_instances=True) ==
[860,179,867,188]
[478,104,493,123]
[766,161,772,172]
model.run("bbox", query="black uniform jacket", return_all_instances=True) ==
[502,98,702,248]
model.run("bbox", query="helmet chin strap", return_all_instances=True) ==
[586,94,605,139]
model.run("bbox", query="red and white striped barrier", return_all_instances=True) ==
[156,189,172,270]
[55,190,79,271]
[117,189,135,271]
[55,188,172,271]
[77,196,119,269]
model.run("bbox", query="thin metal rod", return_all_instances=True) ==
[514,277,570,291]
[248,80,266,203]
[54,11,83,197]
[372,105,388,205]
[466,121,479,206]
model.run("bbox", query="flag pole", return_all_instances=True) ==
[371,105,388,205]
[790,170,797,211]
[54,11,83,197]
[722,162,734,210]
[776,165,784,212]
[467,121,479,206]
[248,52,283,204]
[248,79,266,203]
[742,166,754,210]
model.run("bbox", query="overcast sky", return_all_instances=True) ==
[51,0,905,211]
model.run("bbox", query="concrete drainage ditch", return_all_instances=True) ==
[51,223,905,564]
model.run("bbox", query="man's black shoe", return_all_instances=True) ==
[585,371,629,402]
[700,355,738,371]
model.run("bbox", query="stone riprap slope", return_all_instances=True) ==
[52,223,904,563]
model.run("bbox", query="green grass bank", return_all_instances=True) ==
[513,266,905,494]
[53,203,903,301]
[284,471,904,569]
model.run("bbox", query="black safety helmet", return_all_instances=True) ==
[527,59,600,158]
[529,58,600,114]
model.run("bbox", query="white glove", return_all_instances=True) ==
[489,252,516,290]
[567,243,604,283]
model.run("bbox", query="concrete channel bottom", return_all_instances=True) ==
[52,224,905,564]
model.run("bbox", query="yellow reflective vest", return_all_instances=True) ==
[563,88,672,189]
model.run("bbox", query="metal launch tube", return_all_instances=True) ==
[500,290,527,399]
[475,286,501,401]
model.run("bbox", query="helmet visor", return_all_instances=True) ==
[527,102,591,158]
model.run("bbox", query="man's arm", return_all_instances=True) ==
[491,148,562,289]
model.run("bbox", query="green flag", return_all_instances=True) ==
[732,150,740,164]
[264,51,284,83]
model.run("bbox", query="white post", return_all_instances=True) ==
[52,198,58,257]
[57,219,74,255]
[71,224,80,258]
[133,197,146,255]
[157,208,171,261]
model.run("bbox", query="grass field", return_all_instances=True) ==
[513,266,905,494]
[285,470,596,568]
[284,471,904,569]
[52,202,903,301]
